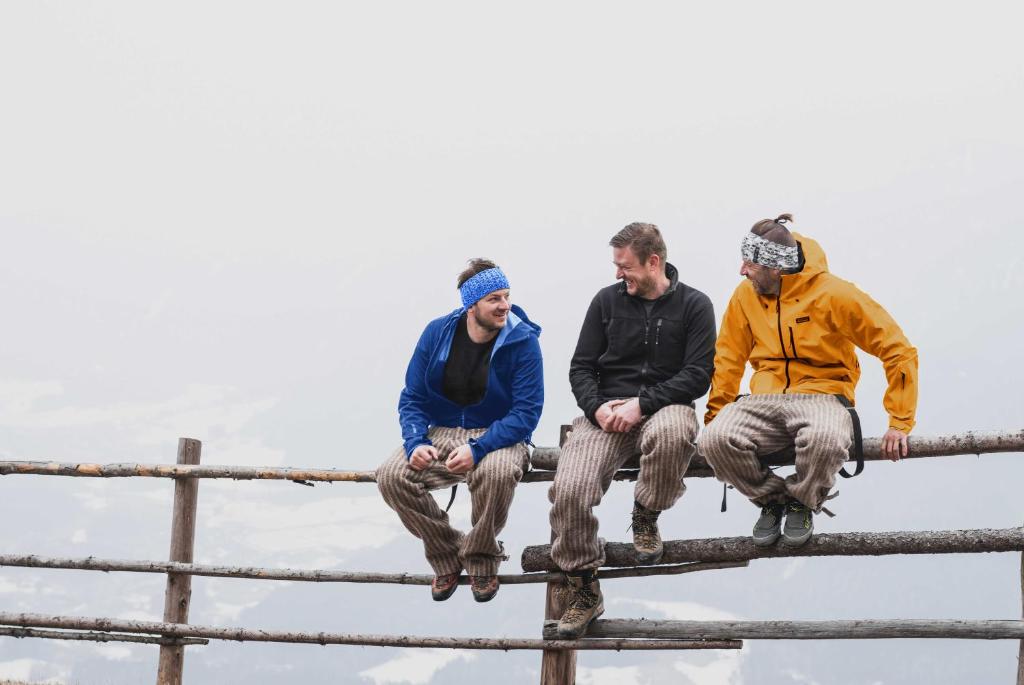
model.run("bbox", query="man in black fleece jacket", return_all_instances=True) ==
[549,222,716,639]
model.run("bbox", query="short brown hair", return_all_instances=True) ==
[751,213,797,248]
[609,222,667,268]
[457,258,499,288]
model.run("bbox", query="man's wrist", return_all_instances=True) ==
[468,438,487,463]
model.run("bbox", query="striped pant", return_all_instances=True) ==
[548,404,699,572]
[376,426,528,577]
[698,394,853,511]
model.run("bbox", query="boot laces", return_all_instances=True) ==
[567,585,599,612]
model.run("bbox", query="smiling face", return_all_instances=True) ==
[740,260,782,296]
[613,246,661,298]
[469,288,511,332]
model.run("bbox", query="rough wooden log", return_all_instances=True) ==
[529,428,1024,473]
[1,428,1017,485]
[0,626,207,646]
[0,461,632,483]
[157,438,201,685]
[0,460,379,482]
[522,527,1024,572]
[0,612,739,651]
[542,618,1024,640]
[0,554,745,585]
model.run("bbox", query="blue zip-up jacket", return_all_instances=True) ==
[398,304,544,463]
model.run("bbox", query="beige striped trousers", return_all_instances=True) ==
[548,404,699,572]
[376,426,528,577]
[698,393,853,511]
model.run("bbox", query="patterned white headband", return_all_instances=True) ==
[741,232,799,270]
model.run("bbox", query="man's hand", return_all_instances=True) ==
[409,444,438,471]
[607,398,643,433]
[595,399,628,432]
[881,428,908,461]
[445,444,475,475]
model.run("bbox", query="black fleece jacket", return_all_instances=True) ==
[569,264,717,424]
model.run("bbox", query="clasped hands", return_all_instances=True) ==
[408,443,474,474]
[595,397,643,433]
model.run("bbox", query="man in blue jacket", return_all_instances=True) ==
[377,259,544,603]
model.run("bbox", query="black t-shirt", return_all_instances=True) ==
[443,314,498,407]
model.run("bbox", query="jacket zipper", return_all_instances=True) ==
[788,327,799,361]
[655,318,663,346]
[776,297,791,392]
[641,316,650,379]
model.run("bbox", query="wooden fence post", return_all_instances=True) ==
[156,438,202,685]
[1017,548,1023,685]
[540,425,576,685]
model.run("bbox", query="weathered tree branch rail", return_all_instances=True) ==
[0,461,622,484]
[0,613,740,652]
[522,527,1024,572]
[541,618,1024,641]
[0,626,207,646]
[530,428,1024,473]
[0,554,745,585]
[0,429,1018,484]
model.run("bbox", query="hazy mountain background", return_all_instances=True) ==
[1,2,1022,683]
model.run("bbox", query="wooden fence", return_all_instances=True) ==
[0,429,1022,684]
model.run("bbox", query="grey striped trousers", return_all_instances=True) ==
[698,394,853,511]
[376,426,528,577]
[548,404,699,572]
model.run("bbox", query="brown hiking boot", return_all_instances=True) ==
[556,572,604,639]
[431,572,461,601]
[630,501,663,564]
[470,575,500,602]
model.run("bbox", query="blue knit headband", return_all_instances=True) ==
[459,267,510,309]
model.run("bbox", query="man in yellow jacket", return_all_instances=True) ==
[699,214,918,547]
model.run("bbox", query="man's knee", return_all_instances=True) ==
[797,427,850,457]
[472,453,524,489]
[696,420,731,461]
[644,405,697,445]
[376,457,414,496]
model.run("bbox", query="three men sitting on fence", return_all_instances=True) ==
[376,259,544,603]
[547,223,717,638]
[699,214,918,547]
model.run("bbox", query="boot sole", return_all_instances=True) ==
[431,584,460,602]
[472,587,499,603]
[634,547,664,564]
[781,529,813,547]
[752,530,781,547]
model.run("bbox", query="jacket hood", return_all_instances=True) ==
[780,232,829,298]
[437,303,541,356]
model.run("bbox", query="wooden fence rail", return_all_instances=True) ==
[541,618,1024,641]
[0,612,739,652]
[0,626,207,646]
[1,429,1019,484]
[0,554,746,585]
[522,527,1024,572]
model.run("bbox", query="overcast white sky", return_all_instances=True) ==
[1,2,1023,683]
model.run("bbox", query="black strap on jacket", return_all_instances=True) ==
[444,485,458,512]
[835,395,864,478]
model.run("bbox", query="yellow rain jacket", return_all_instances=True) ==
[704,233,918,433]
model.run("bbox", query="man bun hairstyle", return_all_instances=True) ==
[750,213,797,248]
[457,258,499,289]
[609,222,668,268]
